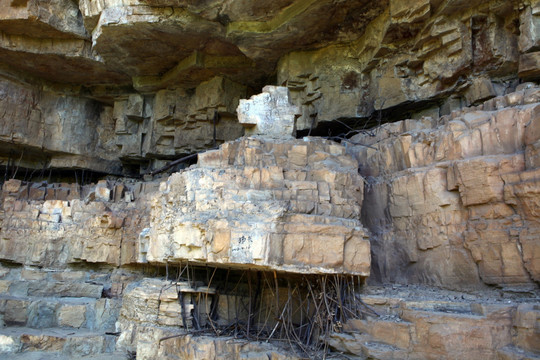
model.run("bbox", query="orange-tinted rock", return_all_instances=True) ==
[349,86,540,290]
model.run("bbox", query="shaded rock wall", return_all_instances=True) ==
[0,75,246,175]
[277,0,537,130]
[1,0,538,174]
[0,78,121,173]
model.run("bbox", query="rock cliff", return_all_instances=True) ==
[0,0,539,359]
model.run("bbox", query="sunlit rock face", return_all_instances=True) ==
[143,136,370,276]
[237,86,300,138]
[347,84,540,290]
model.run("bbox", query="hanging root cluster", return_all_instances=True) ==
[158,264,377,359]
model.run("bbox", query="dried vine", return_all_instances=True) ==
[158,265,376,359]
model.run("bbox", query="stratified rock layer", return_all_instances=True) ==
[0,137,369,276]
[1,0,539,173]
[347,84,540,290]
[330,285,540,360]
[144,136,370,275]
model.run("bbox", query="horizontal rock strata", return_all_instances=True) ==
[0,137,370,276]
[347,84,540,290]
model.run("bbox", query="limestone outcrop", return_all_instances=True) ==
[1,0,539,174]
[347,84,540,290]
[237,86,300,138]
[144,136,369,275]
[0,136,370,276]
[0,0,540,359]
[329,285,540,360]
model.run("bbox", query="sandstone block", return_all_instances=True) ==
[20,334,65,352]
[454,158,505,206]
[514,304,540,353]
[27,282,103,298]
[2,179,21,193]
[153,89,176,121]
[63,335,109,356]
[27,301,57,328]
[465,78,497,106]
[144,137,369,276]
[3,299,29,325]
[126,94,145,121]
[519,5,540,53]
[95,180,112,201]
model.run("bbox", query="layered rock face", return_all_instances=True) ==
[0,0,539,359]
[348,85,540,290]
[1,0,539,174]
[144,136,370,275]
[0,87,538,360]
[0,135,372,359]
[0,136,369,276]
[278,0,534,130]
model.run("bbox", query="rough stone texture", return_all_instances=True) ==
[347,86,540,290]
[0,136,369,276]
[115,76,246,166]
[0,0,388,173]
[0,0,536,174]
[237,86,300,138]
[277,0,526,130]
[0,79,121,174]
[0,179,154,267]
[115,278,301,360]
[0,75,247,175]
[145,136,370,275]
[0,0,539,359]
[329,286,540,360]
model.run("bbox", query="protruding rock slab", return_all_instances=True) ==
[143,136,370,276]
[237,86,300,138]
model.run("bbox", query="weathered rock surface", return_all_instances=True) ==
[144,136,370,275]
[277,0,533,131]
[237,85,300,138]
[329,285,540,360]
[0,178,154,267]
[347,85,540,290]
[0,136,370,276]
[0,0,539,359]
[0,265,135,358]
[0,0,386,87]
[0,75,246,175]
[1,0,538,173]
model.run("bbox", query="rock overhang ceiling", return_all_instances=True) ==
[0,0,388,90]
